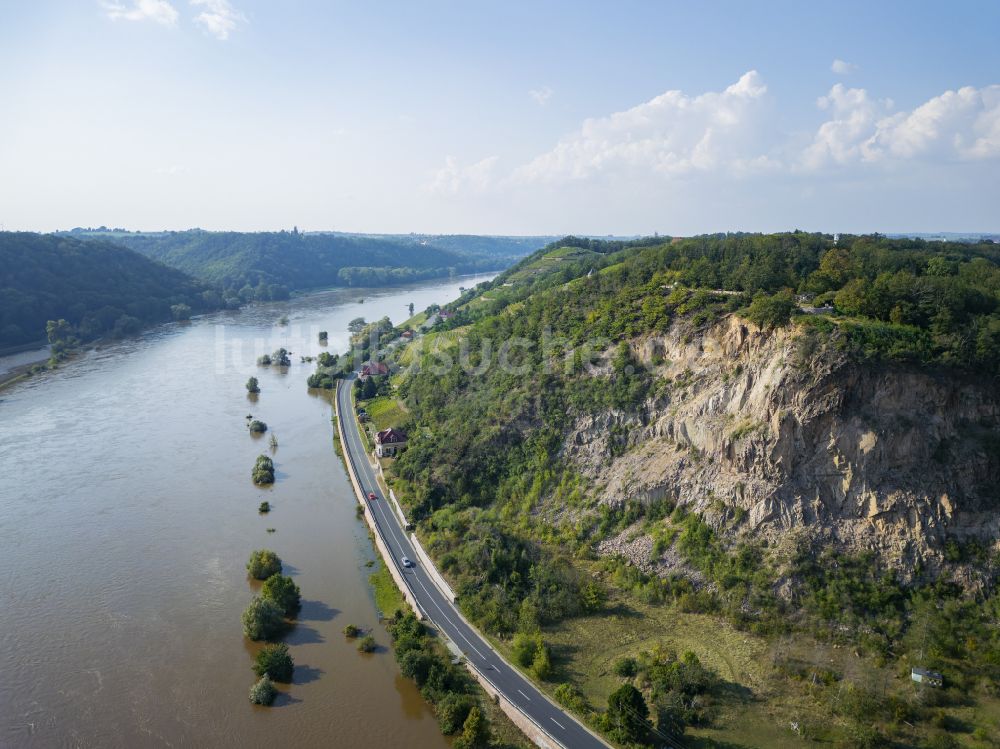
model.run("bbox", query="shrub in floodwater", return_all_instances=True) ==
[249,675,277,705]
[247,549,282,580]
[242,596,285,641]
[358,634,376,653]
[253,642,294,682]
[252,455,275,485]
[246,376,260,393]
[261,573,301,616]
[272,348,291,366]
[258,501,271,513]
[343,624,360,638]
[249,420,268,433]
[257,354,272,366]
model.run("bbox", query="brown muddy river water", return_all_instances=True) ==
[0,275,492,748]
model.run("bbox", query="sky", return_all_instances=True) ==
[0,0,998,236]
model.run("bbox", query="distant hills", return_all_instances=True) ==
[63,229,555,300]
[886,231,1000,243]
[0,233,221,348]
[0,229,555,350]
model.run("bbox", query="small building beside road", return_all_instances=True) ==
[360,361,390,380]
[375,427,408,457]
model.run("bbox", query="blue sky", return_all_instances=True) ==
[1,1,998,235]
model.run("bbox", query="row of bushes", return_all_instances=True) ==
[242,550,302,705]
[386,610,491,748]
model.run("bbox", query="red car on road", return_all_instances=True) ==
[368,491,377,501]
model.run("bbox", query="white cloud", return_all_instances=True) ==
[423,73,1000,205]
[190,0,246,40]
[803,83,1000,167]
[426,156,499,195]
[800,84,890,168]
[513,71,773,183]
[868,85,1000,160]
[101,0,179,26]
[529,86,553,106]
[831,58,858,75]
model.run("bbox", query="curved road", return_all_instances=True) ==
[337,377,608,749]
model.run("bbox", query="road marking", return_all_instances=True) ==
[411,573,488,659]
[517,689,531,701]
[550,718,565,730]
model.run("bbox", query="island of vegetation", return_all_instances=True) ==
[240,550,302,705]
[253,642,294,682]
[251,455,275,485]
[249,675,277,706]
[246,549,282,580]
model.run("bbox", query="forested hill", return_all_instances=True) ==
[376,231,1000,746]
[0,233,221,348]
[79,230,549,298]
[441,232,1000,372]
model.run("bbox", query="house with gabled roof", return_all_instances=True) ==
[375,427,407,457]
[359,361,390,380]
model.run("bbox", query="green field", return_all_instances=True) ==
[368,561,405,617]
[363,395,409,432]
[504,246,602,285]
[400,310,428,330]
[396,325,471,367]
[486,583,1000,748]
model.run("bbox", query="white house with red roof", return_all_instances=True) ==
[374,427,407,457]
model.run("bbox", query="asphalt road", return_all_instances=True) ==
[337,377,608,749]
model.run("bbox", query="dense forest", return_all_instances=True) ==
[0,233,221,348]
[374,232,1000,747]
[72,229,547,299]
[434,232,1000,372]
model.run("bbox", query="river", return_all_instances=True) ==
[0,275,493,748]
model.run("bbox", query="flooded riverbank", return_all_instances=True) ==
[0,276,492,747]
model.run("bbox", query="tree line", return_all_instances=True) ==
[0,233,221,348]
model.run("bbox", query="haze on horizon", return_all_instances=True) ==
[1,0,998,236]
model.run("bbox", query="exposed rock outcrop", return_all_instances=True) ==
[566,316,1000,587]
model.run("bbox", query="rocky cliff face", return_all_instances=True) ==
[564,316,1000,588]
